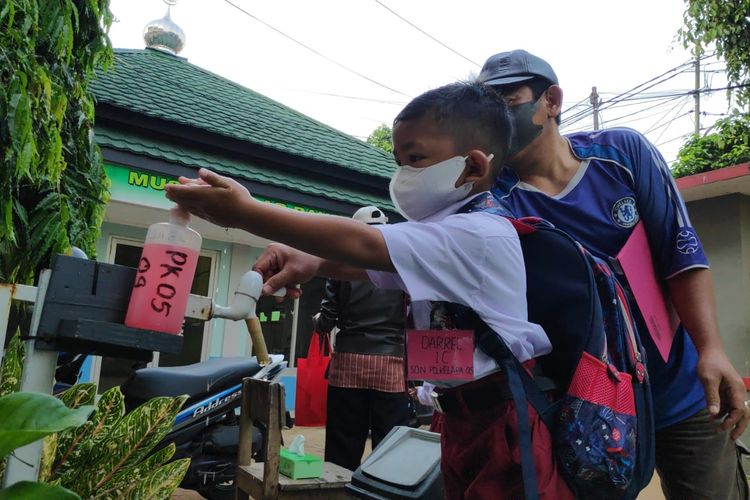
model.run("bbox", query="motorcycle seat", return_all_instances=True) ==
[122,357,262,404]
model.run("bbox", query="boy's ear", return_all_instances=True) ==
[456,150,493,187]
[545,85,563,120]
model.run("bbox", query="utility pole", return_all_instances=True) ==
[694,53,701,134]
[590,86,600,130]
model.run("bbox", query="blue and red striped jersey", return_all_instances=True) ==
[494,127,707,429]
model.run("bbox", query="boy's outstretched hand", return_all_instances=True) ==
[253,243,322,298]
[165,168,250,228]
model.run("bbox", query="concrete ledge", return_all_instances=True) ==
[677,163,750,202]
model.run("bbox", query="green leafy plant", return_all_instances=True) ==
[0,0,113,286]
[0,330,24,480]
[367,124,393,153]
[0,331,24,398]
[46,387,190,499]
[0,480,79,500]
[0,332,191,499]
[672,113,750,177]
[0,392,95,458]
[0,391,94,499]
[679,0,750,107]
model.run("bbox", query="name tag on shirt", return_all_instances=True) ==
[406,330,474,381]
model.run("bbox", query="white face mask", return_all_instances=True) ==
[389,154,493,221]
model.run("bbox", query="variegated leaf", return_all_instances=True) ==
[53,386,125,481]
[0,330,19,483]
[93,443,177,499]
[0,330,24,397]
[39,432,58,482]
[88,387,126,445]
[58,382,97,409]
[75,395,187,497]
[52,420,95,484]
[131,458,191,500]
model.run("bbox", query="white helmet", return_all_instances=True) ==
[352,205,388,225]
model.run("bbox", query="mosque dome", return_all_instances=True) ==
[143,2,185,55]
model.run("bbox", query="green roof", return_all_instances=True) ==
[90,49,396,179]
[95,125,393,211]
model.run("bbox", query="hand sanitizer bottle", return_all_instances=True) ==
[125,206,202,334]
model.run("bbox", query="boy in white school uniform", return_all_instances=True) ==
[165,81,572,499]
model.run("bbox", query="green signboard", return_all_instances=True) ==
[105,164,326,214]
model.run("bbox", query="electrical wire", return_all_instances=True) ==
[602,96,686,127]
[561,82,746,132]
[652,107,692,144]
[560,95,592,117]
[222,0,412,98]
[657,126,710,148]
[561,64,695,128]
[561,55,716,127]
[279,88,408,106]
[372,0,481,67]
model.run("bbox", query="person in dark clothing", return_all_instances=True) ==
[312,205,410,472]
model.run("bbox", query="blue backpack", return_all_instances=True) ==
[474,216,655,500]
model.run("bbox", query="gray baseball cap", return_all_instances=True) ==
[478,49,558,87]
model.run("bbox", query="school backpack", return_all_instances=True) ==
[474,216,656,500]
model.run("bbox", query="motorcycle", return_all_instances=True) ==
[53,269,293,500]
[120,353,291,500]
[120,270,292,499]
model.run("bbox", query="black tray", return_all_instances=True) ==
[34,255,185,361]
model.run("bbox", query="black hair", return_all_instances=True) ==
[394,81,512,168]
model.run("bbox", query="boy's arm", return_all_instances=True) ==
[253,243,369,297]
[165,169,395,272]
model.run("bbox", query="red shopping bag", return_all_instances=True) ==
[294,331,331,426]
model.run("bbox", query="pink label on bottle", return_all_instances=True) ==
[124,243,199,334]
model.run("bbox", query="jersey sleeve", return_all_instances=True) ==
[625,130,709,278]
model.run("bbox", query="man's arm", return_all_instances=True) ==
[668,268,748,438]
[314,279,340,334]
[165,169,395,272]
[627,131,748,438]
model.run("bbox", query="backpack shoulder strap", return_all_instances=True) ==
[475,327,557,429]
[475,325,547,500]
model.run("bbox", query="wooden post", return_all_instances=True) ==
[236,378,253,500]
[250,380,284,499]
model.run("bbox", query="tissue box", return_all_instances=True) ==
[279,449,324,479]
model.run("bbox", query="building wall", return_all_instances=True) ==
[687,193,750,445]
[686,194,750,375]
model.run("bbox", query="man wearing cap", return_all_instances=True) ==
[479,49,749,499]
[312,205,411,471]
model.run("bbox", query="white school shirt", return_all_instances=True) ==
[367,193,551,386]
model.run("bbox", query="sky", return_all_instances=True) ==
[107,0,733,165]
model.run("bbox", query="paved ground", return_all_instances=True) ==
[170,424,667,500]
